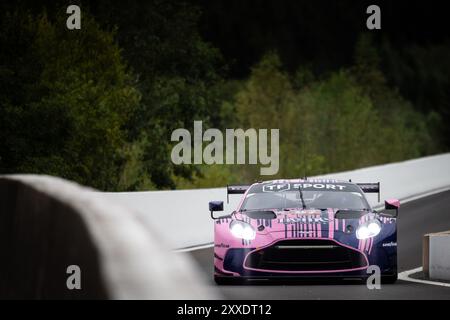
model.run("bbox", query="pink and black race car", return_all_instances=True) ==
[209,179,400,284]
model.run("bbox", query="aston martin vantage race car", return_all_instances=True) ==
[209,179,400,284]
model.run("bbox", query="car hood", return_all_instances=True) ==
[235,208,372,234]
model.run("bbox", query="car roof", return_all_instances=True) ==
[258,178,353,185]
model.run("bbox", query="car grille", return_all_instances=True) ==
[244,239,367,272]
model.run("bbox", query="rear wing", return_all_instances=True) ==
[356,182,380,202]
[227,184,250,203]
[226,182,380,203]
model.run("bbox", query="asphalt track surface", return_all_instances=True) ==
[186,191,450,299]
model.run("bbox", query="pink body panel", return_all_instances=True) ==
[214,208,373,275]
[385,198,400,208]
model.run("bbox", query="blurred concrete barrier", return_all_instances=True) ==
[423,231,450,281]
[101,153,450,249]
[0,175,217,299]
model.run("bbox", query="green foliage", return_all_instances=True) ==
[182,49,436,188]
[381,40,450,149]
[0,11,140,190]
[117,135,156,191]
[92,0,225,189]
[0,5,443,191]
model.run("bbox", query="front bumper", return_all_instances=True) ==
[217,238,370,278]
[214,215,398,280]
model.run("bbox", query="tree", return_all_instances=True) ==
[0,11,140,190]
[90,0,225,189]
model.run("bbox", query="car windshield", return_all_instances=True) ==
[240,182,370,211]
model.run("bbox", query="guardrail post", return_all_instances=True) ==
[422,234,430,278]
[424,231,450,281]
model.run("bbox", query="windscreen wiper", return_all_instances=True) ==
[298,185,306,209]
[335,208,370,213]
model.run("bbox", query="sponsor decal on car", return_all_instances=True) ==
[382,241,397,247]
[215,243,230,248]
[262,182,347,192]
[278,216,330,224]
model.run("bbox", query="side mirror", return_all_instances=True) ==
[384,198,400,217]
[209,201,224,219]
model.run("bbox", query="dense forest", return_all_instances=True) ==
[0,0,449,190]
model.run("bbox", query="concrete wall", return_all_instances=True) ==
[0,175,217,299]
[100,153,450,249]
[426,231,450,281]
[318,153,450,207]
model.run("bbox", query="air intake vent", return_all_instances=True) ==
[245,239,367,272]
[244,210,277,220]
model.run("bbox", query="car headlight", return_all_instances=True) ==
[356,219,381,239]
[230,220,256,240]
